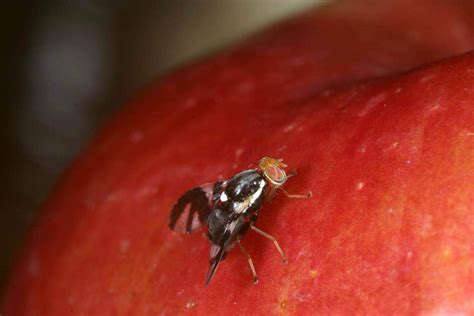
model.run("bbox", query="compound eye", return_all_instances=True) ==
[264,165,286,185]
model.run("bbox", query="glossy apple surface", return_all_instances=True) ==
[3,1,474,315]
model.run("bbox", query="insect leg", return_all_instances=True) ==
[237,240,258,284]
[286,169,298,178]
[250,225,288,264]
[279,187,312,199]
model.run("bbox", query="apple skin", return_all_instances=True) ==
[3,1,474,315]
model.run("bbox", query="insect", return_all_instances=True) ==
[168,157,311,285]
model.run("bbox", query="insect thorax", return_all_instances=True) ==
[206,170,268,241]
[222,170,267,213]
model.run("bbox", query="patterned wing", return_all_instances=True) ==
[168,184,214,234]
[205,215,250,285]
[205,244,227,285]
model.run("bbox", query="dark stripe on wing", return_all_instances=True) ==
[169,187,212,234]
[205,245,227,286]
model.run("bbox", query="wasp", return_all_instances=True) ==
[168,157,311,285]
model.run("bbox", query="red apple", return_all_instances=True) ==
[3,0,474,315]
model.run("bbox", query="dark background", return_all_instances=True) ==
[1,0,324,289]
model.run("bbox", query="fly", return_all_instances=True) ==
[168,157,311,285]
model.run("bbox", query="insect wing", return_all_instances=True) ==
[168,184,213,234]
[205,244,227,285]
[205,215,249,285]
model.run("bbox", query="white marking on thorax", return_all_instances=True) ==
[220,191,228,202]
[233,179,266,213]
